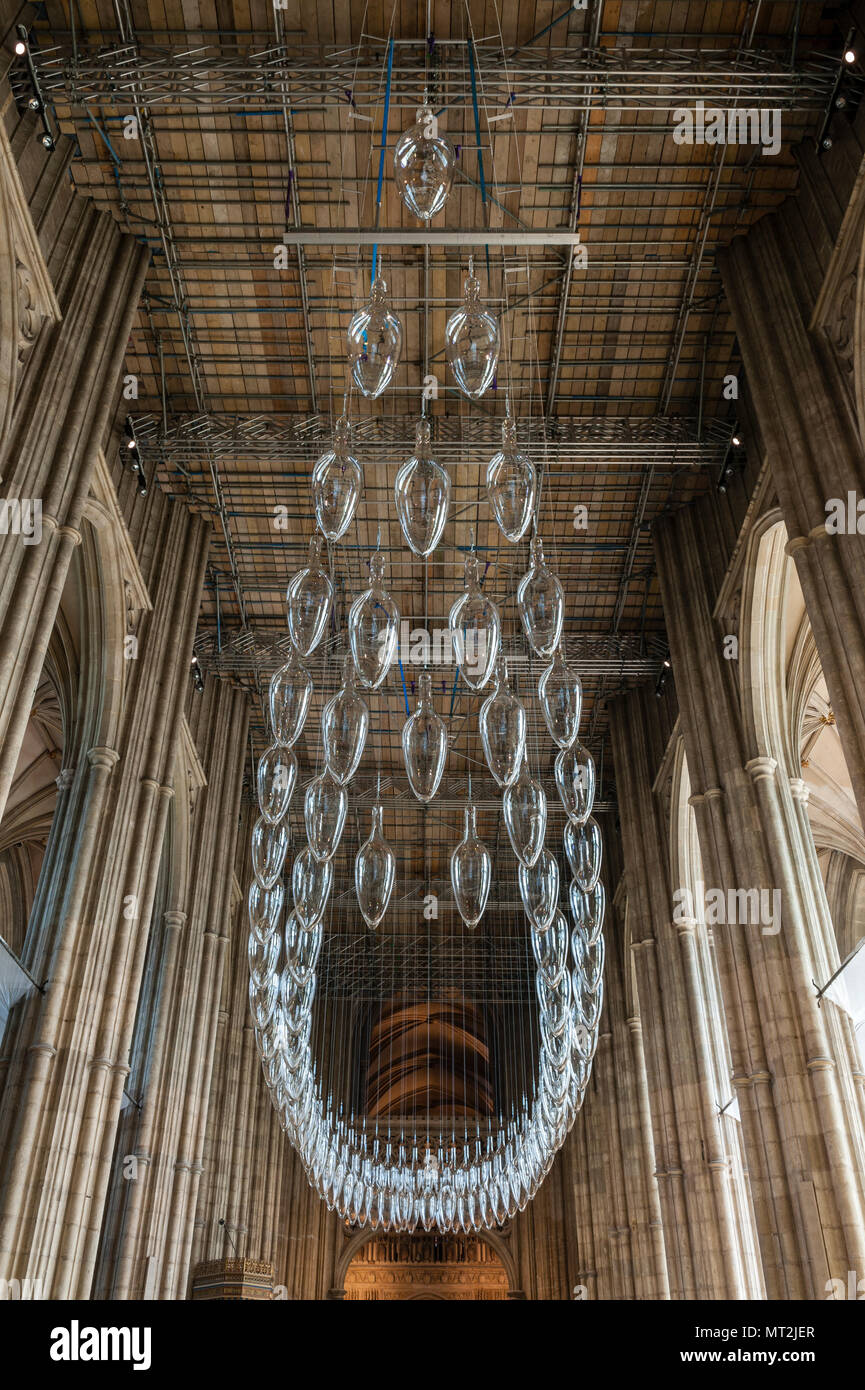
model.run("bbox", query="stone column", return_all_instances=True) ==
[610,684,751,1299]
[0,109,149,830]
[99,677,249,1300]
[719,128,865,833]
[654,495,865,1298]
[0,483,210,1297]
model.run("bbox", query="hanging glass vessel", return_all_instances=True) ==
[518,849,559,933]
[554,740,595,825]
[517,535,564,658]
[571,815,602,892]
[450,801,491,928]
[285,911,323,988]
[346,274,402,399]
[479,655,526,789]
[312,414,363,541]
[401,670,447,802]
[445,262,500,399]
[503,756,546,867]
[569,877,605,946]
[286,533,333,658]
[538,644,581,750]
[248,879,284,943]
[251,816,290,890]
[532,911,569,990]
[292,845,333,928]
[486,416,536,542]
[269,647,313,746]
[355,805,396,929]
[393,105,455,220]
[257,742,297,825]
[448,553,500,691]
[348,552,399,689]
[304,771,348,862]
[322,654,370,785]
[394,417,451,557]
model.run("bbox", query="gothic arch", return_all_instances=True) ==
[332,1222,519,1295]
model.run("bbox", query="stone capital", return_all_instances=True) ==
[745,755,777,784]
[87,745,120,771]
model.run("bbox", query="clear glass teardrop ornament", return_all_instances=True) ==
[532,910,569,990]
[346,274,403,399]
[257,743,297,825]
[538,644,581,749]
[450,801,491,929]
[393,106,455,220]
[486,416,536,542]
[285,910,323,987]
[401,670,447,802]
[554,740,595,825]
[445,264,500,399]
[304,771,348,862]
[355,804,396,929]
[348,551,399,689]
[286,533,333,658]
[517,535,564,658]
[569,877,605,946]
[478,654,526,789]
[269,647,313,746]
[248,879,284,943]
[394,417,451,557]
[312,414,363,541]
[251,815,290,890]
[292,844,333,928]
[503,756,547,867]
[518,849,559,932]
[571,815,602,892]
[321,654,370,785]
[448,553,500,691]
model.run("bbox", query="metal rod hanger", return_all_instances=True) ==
[279,229,581,248]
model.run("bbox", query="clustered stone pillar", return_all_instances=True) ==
[654,494,865,1299]
[0,478,211,1297]
[609,686,757,1300]
[0,104,149,832]
[94,676,250,1301]
[563,821,671,1301]
[719,127,865,836]
[190,801,296,1293]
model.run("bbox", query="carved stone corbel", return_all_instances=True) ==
[0,116,61,468]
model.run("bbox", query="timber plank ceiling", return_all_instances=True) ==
[12,0,857,800]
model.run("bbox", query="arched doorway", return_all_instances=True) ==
[343,1231,510,1301]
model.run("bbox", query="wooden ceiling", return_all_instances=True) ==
[18,1,854,799]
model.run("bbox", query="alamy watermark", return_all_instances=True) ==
[673,884,782,935]
[0,497,41,545]
[672,100,781,158]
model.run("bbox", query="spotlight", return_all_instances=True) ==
[122,416,140,465]
[136,472,148,496]
[663,657,672,669]
[191,656,205,692]
[28,96,42,112]
[731,434,741,447]
[40,133,54,150]
[845,49,856,64]
[14,40,26,56]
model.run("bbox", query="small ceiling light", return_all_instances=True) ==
[845,49,856,64]
[732,434,741,447]
[663,657,672,669]
[28,96,42,112]
[14,39,26,55]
